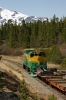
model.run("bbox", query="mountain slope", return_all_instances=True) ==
[0,7,47,24]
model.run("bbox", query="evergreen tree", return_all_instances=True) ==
[37,20,44,47]
[50,45,62,64]
[30,22,38,47]
[0,29,2,45]
[62,17,66,43]
[9,24,17,48]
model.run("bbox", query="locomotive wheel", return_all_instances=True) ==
[27,67,30,72]
[23,64,25,69]
[26,66,30,72]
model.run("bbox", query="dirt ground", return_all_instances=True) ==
[0,56,45,100]
[0,61,21,100]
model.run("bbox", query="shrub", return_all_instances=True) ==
[61,57,66,69]
[49,45,62,64]
[48,95,57,100]
[18,79,29,100]
[39,46,62,64]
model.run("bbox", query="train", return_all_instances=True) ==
[23,49,66,94]
[23,49,47,76]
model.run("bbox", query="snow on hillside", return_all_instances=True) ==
[0,7,48,24]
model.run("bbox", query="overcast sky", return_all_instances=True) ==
[0,0,66,19]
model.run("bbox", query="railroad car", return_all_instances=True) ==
[23,49,47,76]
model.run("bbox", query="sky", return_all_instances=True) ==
[0,0,66,19]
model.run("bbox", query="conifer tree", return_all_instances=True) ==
[30,22,38,47]
[62,17,66,43]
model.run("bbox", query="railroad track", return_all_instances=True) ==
[35,71,66,93]
[34,76,66,99]
[2,58,66,100]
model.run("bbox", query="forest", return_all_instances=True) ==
[0,14,66,48]
[0,14,66,68]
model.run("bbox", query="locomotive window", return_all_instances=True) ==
[39,52,46,57]
[39,52,42,56]
[35,53,38,56]
[30,53,34,57]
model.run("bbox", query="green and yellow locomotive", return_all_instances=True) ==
[23,49,47,76]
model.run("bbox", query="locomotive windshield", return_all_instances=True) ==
[30,51,46,57]
[39,52,46,57]
[30,52,38,57]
